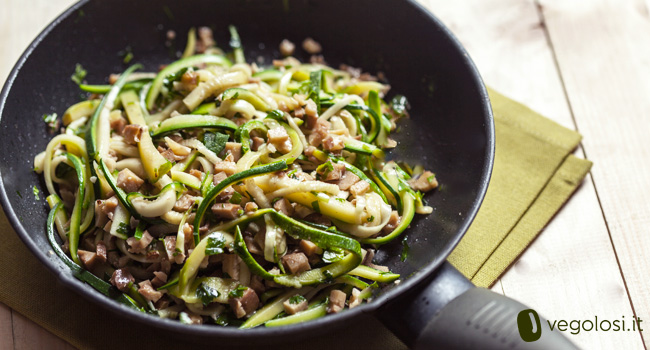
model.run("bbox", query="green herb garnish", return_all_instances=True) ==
[32,186,40,200]
[400,235,410,262]
[205,234,227,256]
[228,285,248,299]
[71,64,86,84]
[289,295,306,305]
[197,282,220,306]
[203,131,229,155]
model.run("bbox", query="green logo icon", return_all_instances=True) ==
[517,309,542,342]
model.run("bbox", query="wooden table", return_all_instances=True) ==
[1,0,648,349]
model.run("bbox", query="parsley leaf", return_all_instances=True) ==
[71,64,87,84]
[311,200,320,213]
[205,234,227,256]
[42,113,58,133]
[322,249,345,263]
[289,295,306,305]
[389,95,409,117]
[401,235,410,262]
[163,67,189,92]
[32,186,40,200]
[203,132,229,155]
[228,285,248,299]
[197,282,220,306]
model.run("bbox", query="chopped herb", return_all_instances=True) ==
[322,249,345,263]
[71,64,87,84]
[134,221,146,240]
[236,209,244,216]
[32,186,40,200]
[163,67,189,92]
[334,197,346,203]
[229,192,242,204]
[16,190,22,198]
[172,247,182,257]
[316,160,334,178]
[205,234,227,255]
[311,200,320,213]
[228,285,248,299]
[287,169,298,179]
[307,70,322,110]
[322,270,334,282]
[119,46,134,64]
[400,235,410,262]
[389,95,409,117]
[203,131,229,155]
[197,282,220,306]
[427,175,436,183]
[214,313,230,326]
[42,113,58,133]
[116,222,131,236]
[289,295,306,305]
[367,215,375,223]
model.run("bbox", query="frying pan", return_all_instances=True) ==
[0,0,576,348]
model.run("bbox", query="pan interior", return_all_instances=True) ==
[0,0,492,339]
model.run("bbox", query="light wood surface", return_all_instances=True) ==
[1,0,648,349]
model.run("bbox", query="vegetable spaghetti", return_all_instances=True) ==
[34,26,439,327]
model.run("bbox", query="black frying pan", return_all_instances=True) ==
[0,0,575,348]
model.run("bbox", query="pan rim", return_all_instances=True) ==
[0,0,494,341]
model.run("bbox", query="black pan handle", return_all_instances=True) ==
[378,262,578,349]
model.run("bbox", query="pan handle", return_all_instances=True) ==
[377,262,578,349]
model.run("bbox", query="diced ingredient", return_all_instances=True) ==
[127,231,153,254]
[281,252,311,274]
[302,38,322,54]
[110,268,135,292]
[116,168,144,193]
[407,171,438,192]
[229,287,259,318]
[138,280,163,303]
[122,124,144,145]
[283,295,308,315]
[211,203,243,219]
[327,289,346,314]
[279,39,295,56]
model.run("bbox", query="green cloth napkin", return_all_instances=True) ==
[0,89,591,349]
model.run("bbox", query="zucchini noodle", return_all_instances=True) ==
[34,29,439,328]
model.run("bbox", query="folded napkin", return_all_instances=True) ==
[0,89,591,349]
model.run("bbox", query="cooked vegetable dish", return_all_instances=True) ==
[34,26,438,327]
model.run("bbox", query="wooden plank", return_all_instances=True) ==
[539,0,650,344]
[12,311,75,350]
[422,0,644,348]
[0,303,15,350]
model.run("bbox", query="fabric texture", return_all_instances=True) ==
[0,89,591,349]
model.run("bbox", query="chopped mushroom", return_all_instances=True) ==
[251,136,265,151]
[281,252,311,274]
[116,168,144,193]
[350,180,370,197]
[381,211,400,234]
[327,290,346,314]
[302,37,322,54]
[224,142,242,162]
[322,134,345,152]
[283,296,308,315]
[349,288,362,309]
[273,198,294,216]
[122,124,144,145]
[267,126,292,153]
[336,170,360,191]
[308,119,330,147]
[407,170,438,192]
[229,288,259,318]
[126,230,153,254]
[279,39,295,56]
[151,271,168,289]
[173,194,195,212]
[78,250,100,270]
[211,203,243,220]
[299,239,322,257]
[214,161,237,176]
[110,268,135,292]
[222,254,242,280]
[96,242,107,263]
[138,280,163,303]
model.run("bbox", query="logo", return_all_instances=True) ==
[517,309,542,342]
